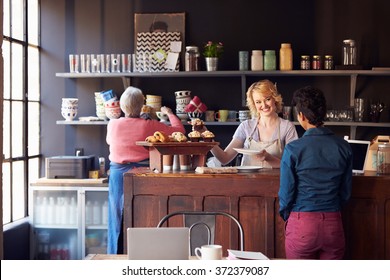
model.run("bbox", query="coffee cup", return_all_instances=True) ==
[162,155,174,171]
[238,110,251,122]
[195,244,223,260]
[228,110,239,122]
[205,110,215,122]
[215,110,229,122]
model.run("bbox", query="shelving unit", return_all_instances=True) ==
[56,69,390,139]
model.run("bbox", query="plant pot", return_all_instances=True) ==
[205,57,218,71]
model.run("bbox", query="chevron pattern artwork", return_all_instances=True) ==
[135,32,181,72]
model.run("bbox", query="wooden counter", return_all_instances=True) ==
[123,168,390,259]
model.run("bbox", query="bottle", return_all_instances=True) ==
[279,43,293,70]
[99,157,106,178]
[47,197,56,224]
[185,46,199,71]
[263,50,276,71]
[102,200,108,225]
[93,201,101,225]
[85,200,93,225]
[69,196,77,225]
[377,143,390,174]
[251,50,263,71]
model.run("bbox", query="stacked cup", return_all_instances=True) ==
[145,95,162,112]
[100,90,121,119]
[94,92,107,120]
[174,90,192,122]
[61,98,79,121]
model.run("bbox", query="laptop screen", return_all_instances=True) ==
[347,139,370,174]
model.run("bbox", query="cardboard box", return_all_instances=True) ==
[365,135,390,171]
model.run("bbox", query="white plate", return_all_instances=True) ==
[233,148,262,155]
[236,166,263,173]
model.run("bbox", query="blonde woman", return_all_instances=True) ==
[210,79,298,168]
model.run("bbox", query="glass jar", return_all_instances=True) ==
[343,39,357,65]
[279,43,293,70]
[324,55,334,70]
[312,55,322,70]
[264,50,276,71]
[185,46,200,71]
[251,50,263,71]
[300,55,310,70]
[377,143,390,174]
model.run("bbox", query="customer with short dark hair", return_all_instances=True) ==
[278,86,353,259]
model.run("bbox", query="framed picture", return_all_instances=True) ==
[134,13,185,71]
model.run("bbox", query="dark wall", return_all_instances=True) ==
[40,0,390,176]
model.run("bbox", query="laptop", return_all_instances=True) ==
[127,227,190,260]
[347,139,371,174]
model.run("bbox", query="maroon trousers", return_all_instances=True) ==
[285,212,345,260]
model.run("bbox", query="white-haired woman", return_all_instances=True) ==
[106,86,185,254]
[210,79,298,168]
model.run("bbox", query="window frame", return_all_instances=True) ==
[2,0,41,225]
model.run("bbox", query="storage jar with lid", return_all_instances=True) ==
[377,143,390,174]
[342,39,357,65]
[185,46,200,71]
[251,50,263,71]
[300,55,310,70]
[312,55,322,70]
[279,43,293,70]
[324,55,334,70]
[264,50,276,71]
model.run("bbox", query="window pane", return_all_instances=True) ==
[11,43,24,100]
[11,0,24,41]
[12,101,24,158]
[28,46,40,101]
[3,101,11,159]
[2,162,11,224]
[28,0,39,45]
[3,40,11,100]
[28,102,40,156]
[28,158,40,186]
[3,0,10,37]
[12,161,26,220]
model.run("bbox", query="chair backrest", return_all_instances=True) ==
[157,211,244,255]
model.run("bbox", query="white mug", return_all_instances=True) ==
[195,244,222,260]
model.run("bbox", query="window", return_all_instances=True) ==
[2,0,41,224]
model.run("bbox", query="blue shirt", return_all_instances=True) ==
[278,127,353,221]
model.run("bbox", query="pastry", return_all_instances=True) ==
[189,118,204,131]
[201,130,215,142]
[145,135,158,143]
[171,132,188,142]
[188,131,201,142]
[153,131,169,142]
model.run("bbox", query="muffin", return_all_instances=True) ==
[171,132,188,142]
[201,130,215,142]
[188,131,201,142]
[189,118,204,131]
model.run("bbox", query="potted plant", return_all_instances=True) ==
[203,41,224,71]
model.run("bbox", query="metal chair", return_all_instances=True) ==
[157,211,244,255]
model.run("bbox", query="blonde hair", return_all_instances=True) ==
[120,86,145,117]
[246,79,283,117]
